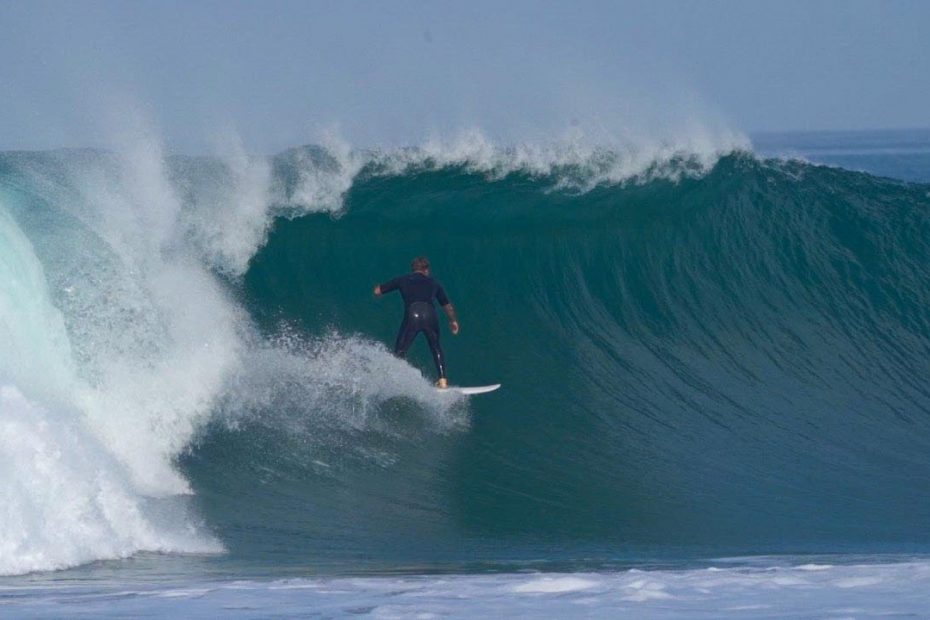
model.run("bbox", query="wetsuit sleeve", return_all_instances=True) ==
[379,277,402,294]
[435,283,450,306]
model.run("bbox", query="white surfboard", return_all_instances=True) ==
[438,383,501,395]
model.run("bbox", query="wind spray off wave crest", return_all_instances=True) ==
[22,129,246,497]
[365,125,750,190]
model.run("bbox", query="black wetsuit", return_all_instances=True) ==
[379,272,450,379]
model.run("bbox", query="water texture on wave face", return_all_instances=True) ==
[2,130,930,589]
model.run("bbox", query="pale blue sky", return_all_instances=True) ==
[1,0,927,152]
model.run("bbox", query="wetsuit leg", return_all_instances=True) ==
[393,317,419,358]
[393,302,445,379]
[423,312,446,379]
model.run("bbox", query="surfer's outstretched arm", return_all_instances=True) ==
[374,277,401,298]
[442,303,460,335]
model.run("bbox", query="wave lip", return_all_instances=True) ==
[179,128,749,277]
[362,127,751,190]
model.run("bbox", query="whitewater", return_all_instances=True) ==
[2,126,930,617]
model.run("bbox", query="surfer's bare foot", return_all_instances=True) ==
[437,378,448,389]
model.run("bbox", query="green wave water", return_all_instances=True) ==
[191,153,930,569]
[2,139,930,577]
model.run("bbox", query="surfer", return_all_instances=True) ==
[374,256,460,389]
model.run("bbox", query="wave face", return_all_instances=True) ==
[2,135,930,574]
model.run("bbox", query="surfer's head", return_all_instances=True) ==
[411,256,430,274]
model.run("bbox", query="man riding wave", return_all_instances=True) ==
[374,256,459,389]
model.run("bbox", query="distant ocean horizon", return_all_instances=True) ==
[753,127,930,182]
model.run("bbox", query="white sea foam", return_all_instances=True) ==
[0,197,222,575]
[511,576,598,593]
[3,559,929,618]
[0,385,220,575]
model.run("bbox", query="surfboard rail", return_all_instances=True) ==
[438,384,501,395]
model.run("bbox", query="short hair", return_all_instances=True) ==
[411,256,430,272]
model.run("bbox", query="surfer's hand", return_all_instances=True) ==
[450,321,460,335]
[373,285,382,297]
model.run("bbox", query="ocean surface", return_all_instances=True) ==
[1,128,930,617]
